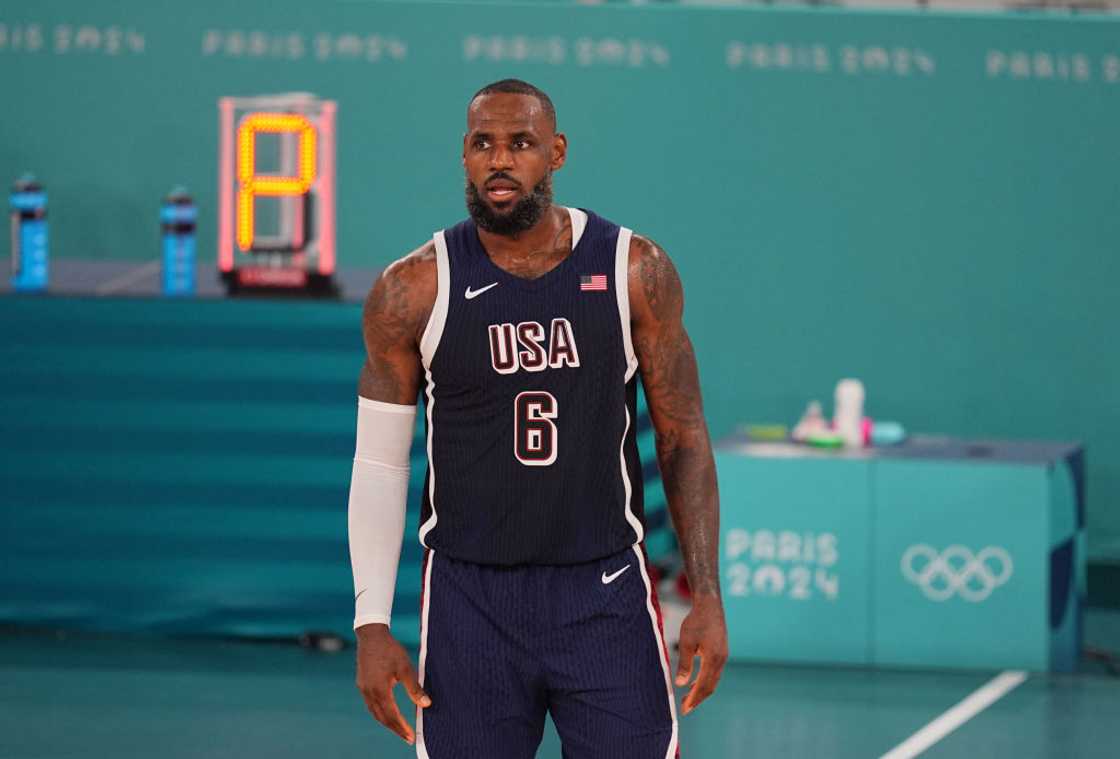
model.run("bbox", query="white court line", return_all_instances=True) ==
[879,670,1028,759]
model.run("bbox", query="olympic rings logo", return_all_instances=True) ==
[900,545,1013,602]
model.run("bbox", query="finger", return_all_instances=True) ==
[682,651,711,713]
[362,685,414,745]
[377,689,416,745]
[682,649,726,715]
[356,682,378,712]
[360,688,387,725]
[675,637,698,687]
[399,663,432,708]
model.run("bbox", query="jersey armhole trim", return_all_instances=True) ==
[419,230,451,369]
[567,206,588,250]
[614,226,638,381]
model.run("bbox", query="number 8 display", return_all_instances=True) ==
[236,113,316,252]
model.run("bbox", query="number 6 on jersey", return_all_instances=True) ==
[515,391,558,466]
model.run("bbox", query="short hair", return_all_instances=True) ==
[469,79,557,130]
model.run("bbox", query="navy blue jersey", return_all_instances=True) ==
[417,208,646,566]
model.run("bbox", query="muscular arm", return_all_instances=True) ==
[357,241,437,404]
[353,241,436,745]
[629,234,727,714]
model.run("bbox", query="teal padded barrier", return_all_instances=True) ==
[0,296,671,642]
[717,437,1085,671]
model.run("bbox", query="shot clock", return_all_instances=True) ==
[217,93,337,296]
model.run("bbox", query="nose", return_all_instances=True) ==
[488,143,514,172]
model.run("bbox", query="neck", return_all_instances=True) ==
[476,204,567,260]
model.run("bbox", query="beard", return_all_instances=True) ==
[465,172,553,236]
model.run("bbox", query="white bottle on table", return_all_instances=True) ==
[834,379,865,449]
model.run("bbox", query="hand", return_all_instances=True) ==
[355,623,431,744]
[674,596,728,715]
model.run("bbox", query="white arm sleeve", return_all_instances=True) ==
[347,396,417,630]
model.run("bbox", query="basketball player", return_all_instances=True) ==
[347,79,727,758]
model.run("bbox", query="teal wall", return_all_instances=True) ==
[2,2,1118,553]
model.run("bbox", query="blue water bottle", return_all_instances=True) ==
[9,174,48,293]
[161,186,196,296]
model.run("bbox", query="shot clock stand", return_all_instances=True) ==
[220,268,340,298]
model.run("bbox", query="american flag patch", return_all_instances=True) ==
[580,274,608,292]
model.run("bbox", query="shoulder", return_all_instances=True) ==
[381,239,437,288]
[627,232,683,322]
[366,240,437,306]
[362,239,439,344]
[581,213,676,294]
[627,233,672,275]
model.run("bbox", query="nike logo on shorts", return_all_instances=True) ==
[465,282,499,300]
[601,565,631,585]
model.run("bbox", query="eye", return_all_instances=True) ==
[514,139,531,149]
[473,139,490,150]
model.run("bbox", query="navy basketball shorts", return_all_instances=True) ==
[415,543,679,759]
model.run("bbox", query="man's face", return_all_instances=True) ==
[462,92,566,235]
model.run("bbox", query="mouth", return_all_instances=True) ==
[484,180,521,204]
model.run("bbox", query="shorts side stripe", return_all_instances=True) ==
[632,544,679,759]
[416,549,435,759]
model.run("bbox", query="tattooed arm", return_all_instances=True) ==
[357,242,437,404]
[354,241,437,745]
[629,234,728,715]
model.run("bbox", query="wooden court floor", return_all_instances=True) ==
[2,615,1118,758]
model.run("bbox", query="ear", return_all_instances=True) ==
[462,133,470,166]
[551,133,568,171]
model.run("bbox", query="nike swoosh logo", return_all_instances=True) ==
[601,565,631,585]
[465,282,499,300]
[354,588,367,602]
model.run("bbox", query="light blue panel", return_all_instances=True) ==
[717,448,872,664]
[873,460,1049,670]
